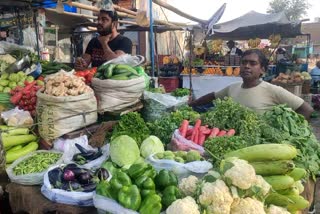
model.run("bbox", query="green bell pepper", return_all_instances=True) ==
[118,185,141,211]
[96,180,114,199]
[127,162,149,179]
[135,176,156,198]
[101,161,118,176]
[110,170,132,194]
[154,169,178,190]
[161,185,182,209]
[139,194,162,214]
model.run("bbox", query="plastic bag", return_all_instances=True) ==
[103,54,144,67]
[93,193,139,214]
[41,165,94,206]
[169,128,205,154]
[54,135,109,170]
[141,91,188,122]
[146,153,212,179]
[1,107,33,127]
[6,150,63,185]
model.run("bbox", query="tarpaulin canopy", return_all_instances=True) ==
[207,11,302,40]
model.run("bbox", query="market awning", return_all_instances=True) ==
[207,11,302,40]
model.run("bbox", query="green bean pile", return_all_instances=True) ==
[13,152,62,175]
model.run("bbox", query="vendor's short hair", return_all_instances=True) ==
[100,10,118,22]
[243,49,269,72]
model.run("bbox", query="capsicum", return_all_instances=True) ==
[96,180,114,199]
[139,194,162,214]
[135,176,156,198]
[154,169,178,190]
[127,163,156,180]
[161,185,182,209]
[110,170,132,191]
[118,185,141,211]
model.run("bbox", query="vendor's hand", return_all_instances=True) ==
[75,57,88,71]
[98,35,112,47]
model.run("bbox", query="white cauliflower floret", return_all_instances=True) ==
[231,197,266,214]
[224,158,257,190]
[199,179,233,214]
[166,196,200,214]
[179,175,199,196]
[254,175,271,196]
[266,205,290,214]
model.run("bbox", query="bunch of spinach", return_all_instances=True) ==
[111,112,150,147]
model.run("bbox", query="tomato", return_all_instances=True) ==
[37,76,45,81]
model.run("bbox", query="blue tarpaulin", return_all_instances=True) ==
[35,0,76,12]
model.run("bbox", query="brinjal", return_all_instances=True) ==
[63,169,75,181]
[48,167,64,188]
[69,181,81,191]
[75,143,90,154]
[63,163,78,171]
[72,154,88,165]
[81,182,97,192]
[78,171,93,184]
[95,168,110,181]
[61,182,71,191]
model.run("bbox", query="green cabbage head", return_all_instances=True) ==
[140,135,164,158]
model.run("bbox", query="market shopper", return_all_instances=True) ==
[227,40,243,56]
[75,9,132,70]
[310,61,320,86]
[189,49,314,119]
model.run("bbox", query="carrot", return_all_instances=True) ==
[200,126,211,135]
[186,135,192,140]
[217,130,227,137]
[191,119,201,140]
[179,120,189,137]
[227,129,236,136]
[186,128,194,136]
[208,127,220,138]
[198,132,206,146]
[194,129,199,144]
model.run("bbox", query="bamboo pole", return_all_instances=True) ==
[152,0,207,25]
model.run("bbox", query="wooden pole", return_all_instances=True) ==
[152,0,207,25]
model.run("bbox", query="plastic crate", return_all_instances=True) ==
[158,77,180,93]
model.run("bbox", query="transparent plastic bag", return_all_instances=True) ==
[1,107,33,127]
[6,150,63,185]
[169,128,205,154]
[102,54,144,67]
[142,91,188,122]
[146,153,212,179]
[93,193,139,214]
[41,165,94,206]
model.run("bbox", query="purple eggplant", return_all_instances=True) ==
[78,171,93,184]
[63,169,75,181]
[75,143,90,154]
[95,168,110,181]
[48,167,64,188]
[81,182,97,192]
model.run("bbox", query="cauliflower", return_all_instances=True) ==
[230,197,265,214]
[254,175,271,196]
[266,205,290,214]
[223,158,256,190]
[199,179,233,214]
[0,54,16,64]
[166,196,200,214]
[179,175,199,196]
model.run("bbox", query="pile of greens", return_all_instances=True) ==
[201,97,261,143]
[111,112,150,147]
[147,106,200,145]
[171,88,190,97]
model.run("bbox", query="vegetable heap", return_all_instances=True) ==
[94,63,144,80]
[74,67,97,84]
[72,143,103,165]
[171,88,190,97]
[153,150,203,163]
[43,71,93,96]
[13,152,62,175]
[40,61,72,75]
[0,72,35,93]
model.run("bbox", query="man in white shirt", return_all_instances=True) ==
[227,40,243,56]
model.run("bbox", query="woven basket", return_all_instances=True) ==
[273,82,303,97]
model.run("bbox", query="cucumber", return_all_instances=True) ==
[224,144,297,162]
[7,145,23,152]
[6,141,38,163]
[288,168,307,181]
[277,187,299,195]
[109,74,129,80]
[265,193,293,207]
[263,175,295,190]
[113,69,131,75]
[286,195,309,212]
[128,74,139,79]
[250,160,295,176]
[115,64,139,75]
[104,64,116,78]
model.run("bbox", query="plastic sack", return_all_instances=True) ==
[169,128,205,155]
[141,91,188,122]
[93,193,139,214]
[41,165,94,206]
[6,150,63,185]
[146,154,212,179]
[102,54,144,67]
[1,107,33,127]
[53,135,89,152]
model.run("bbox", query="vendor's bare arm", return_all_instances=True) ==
[189,92,216,107]
[295,102,314,120]
[101,43,125,61]
[75,54,91,70]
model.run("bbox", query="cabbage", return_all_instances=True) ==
[17,71,26,77]
[1,73,9,80]
[17,81,24,87]
[0,80,9,86]
[3,87,11,93]
[26,76,34,83]
[140,135,164,158]
[9,82,17,89]
[9,73,19,82]
[0,86,4,92]
[110,135,140,167]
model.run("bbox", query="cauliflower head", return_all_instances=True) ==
[266,205,290,214]
[223,158,256,190]
[254,175,271,196]
[166,196,200,214]
[179,175,199,196]
[230,197,266,214]
[199,179,233,214]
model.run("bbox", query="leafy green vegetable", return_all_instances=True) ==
[112,112,150,147]
[140,136,164,158]
[171,88,190,97]
[148,106,200,145]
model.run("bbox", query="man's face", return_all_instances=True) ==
[240,53,264,81]
[227,42,234,49]
[97,12,113,36]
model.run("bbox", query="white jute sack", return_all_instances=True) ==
[91,76,145,112]
[36,91,98,141]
